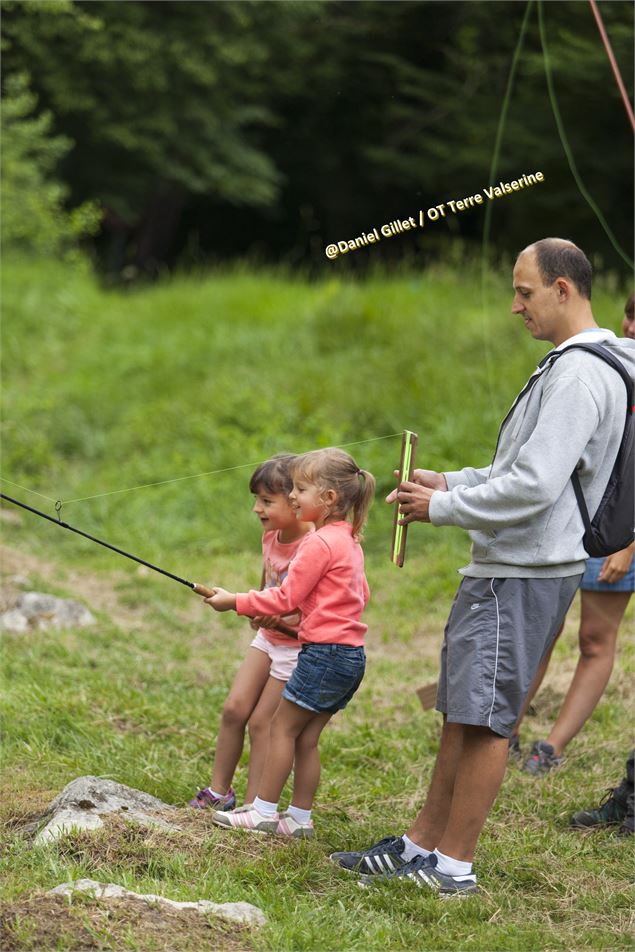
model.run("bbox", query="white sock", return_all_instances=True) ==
[253,796,278,816]
[287,804,312,825]
[208,787,229,800]
[434,849,475,879]
[401,834,432,861]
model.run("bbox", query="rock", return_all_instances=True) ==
[34,776,180,845]
[37,809,105,843]
[0,591,96,632]
[0,608,29,633]
[48,880,267,928]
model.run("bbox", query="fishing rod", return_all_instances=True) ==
[0,491,298,637]
[1,491,214,596]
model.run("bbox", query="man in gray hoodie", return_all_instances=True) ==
[330,238,635,894]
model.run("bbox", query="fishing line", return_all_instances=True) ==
[0,432,402,511]
[0,477,58,504]
[538,0,634,270]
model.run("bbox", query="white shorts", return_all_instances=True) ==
[250,630,301,682]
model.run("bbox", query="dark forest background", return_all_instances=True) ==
[2,0,633,279]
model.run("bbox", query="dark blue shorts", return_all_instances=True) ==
[282,643,366,714]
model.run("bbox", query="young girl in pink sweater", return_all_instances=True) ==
[206,447,375,838]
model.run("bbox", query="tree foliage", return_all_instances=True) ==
[1,0,632,273]
[1,71,99,257]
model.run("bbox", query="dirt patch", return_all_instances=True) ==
[0,894,255,951]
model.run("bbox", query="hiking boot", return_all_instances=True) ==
[522,740,563,775]
[570,783,629,829]
[330,835,408,875]
[358,852,478,897]
[188,786,236,811]
[618,791,634,836]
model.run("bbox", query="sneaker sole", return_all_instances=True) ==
[357,874,479,897]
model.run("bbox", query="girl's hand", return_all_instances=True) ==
[251,614,281,630]
[204,588,237,612]
[597,544,635,584]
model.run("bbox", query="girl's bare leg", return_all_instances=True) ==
[257,698,319,805]
[547,591,630,756]
[289,712,332,809]
[244,676,286,803]
[209,648,272,794]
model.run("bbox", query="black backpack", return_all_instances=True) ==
[542,342,634,557]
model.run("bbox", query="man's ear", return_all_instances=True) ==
[555,277,571,301]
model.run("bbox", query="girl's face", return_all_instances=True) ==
[252,490,298,532]
[289,478,335,527]
[622,310,635,340]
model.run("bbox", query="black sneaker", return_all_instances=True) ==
[570,784,628,829]
[358,852,478,897]
[330,835,408,875]
[522,740,564,775]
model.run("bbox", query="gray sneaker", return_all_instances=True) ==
[522,740,564,775]
[358,852,478,897]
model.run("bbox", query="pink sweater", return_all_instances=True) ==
[258,529,307,646]
[235,521,369,647]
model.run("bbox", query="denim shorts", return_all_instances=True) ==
[282,643,366,714]
[581,556,635,593]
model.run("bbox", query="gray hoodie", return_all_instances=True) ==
[429,329,635,578]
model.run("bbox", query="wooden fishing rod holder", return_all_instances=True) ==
[390,430,418,568]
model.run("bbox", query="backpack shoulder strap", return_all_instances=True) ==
[542,342,633,409]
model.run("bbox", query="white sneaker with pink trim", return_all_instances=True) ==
[211,805,279,834]
[276,811,314,838]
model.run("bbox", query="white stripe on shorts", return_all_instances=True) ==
[487,579,501,730]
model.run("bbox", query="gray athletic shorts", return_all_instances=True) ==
[436,575,582,738]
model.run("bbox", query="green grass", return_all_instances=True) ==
[1,257,633,950]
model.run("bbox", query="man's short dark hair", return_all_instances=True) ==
[249,453,296,495]
[529,238,593,300]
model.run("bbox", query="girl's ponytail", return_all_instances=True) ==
[351,468,376,540]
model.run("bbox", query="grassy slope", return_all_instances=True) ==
[1,259,633,950]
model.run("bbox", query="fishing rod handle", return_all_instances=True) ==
[192,582,215,598]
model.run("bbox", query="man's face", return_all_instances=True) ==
[511,251,562,344]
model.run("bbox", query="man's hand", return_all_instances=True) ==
[204,588,237,612]
[386,466,448,523]
[385,468,447,504]
[393,481,437,524]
